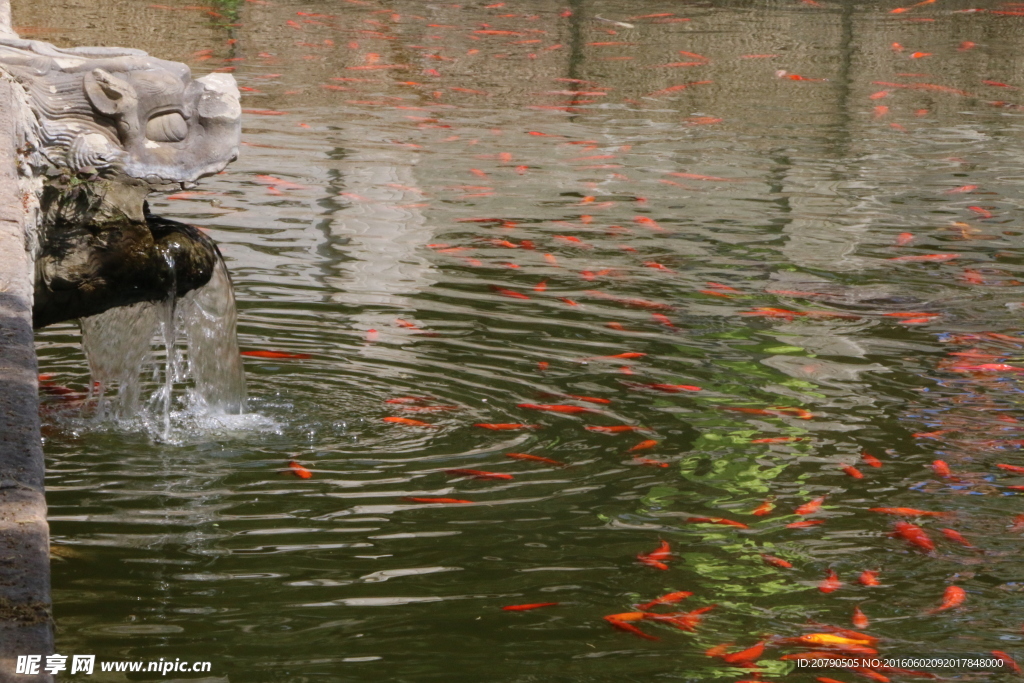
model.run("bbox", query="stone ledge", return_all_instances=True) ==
[0,74,53,683]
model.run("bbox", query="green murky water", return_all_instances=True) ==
[25,0,1024,680]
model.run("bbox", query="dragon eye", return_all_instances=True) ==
[146,111,187,142]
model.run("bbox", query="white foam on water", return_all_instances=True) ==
[78,252,265,443]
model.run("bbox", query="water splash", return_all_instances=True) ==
[79,252,249,442]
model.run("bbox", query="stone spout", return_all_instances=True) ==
[32,181,218,328]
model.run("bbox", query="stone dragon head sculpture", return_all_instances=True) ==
[0,36,240,186]
[0,35,243,327]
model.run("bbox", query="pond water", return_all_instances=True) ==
[23,0,1024,680]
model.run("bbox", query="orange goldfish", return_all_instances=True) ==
[636,591,692,610]
[796,496,826,515]
[761,554,793,568]
[852,606,869,629]
[927,585,966,613]
[383,417,433,427]
[628,439,659,452]
[858,570,881,586]
[786,520,824,529]
[287,461,313,479]
[869,507,950,518]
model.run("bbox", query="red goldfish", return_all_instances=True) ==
[786,520,825,528]
[843,465,864,479]
[721,641,765,665]
[634,216,666,232]
[644,605,715,631]
[517,403,596,414]
[651,313,678,329]
[558,394,612,405]
[604,613,658,640]
[241,350,312,359]
[927,585,966,613]
[445,469,513,480]
[887,253,960,262]
[992,651,1021,674]
[940,528,976,548]
[820,568,841,593]
[403,497,473,504]
[637,540,672,569]
[751,500,775,516]
[685,516,750,529]
[852,606,869,629]
[502,602,558,611]
[996,463,1024,474]
[623,382,702,393]
[932,460,952,477]
[891,521,935,552]
[475,423,537,430]
[628,439,659,452]
[506,453,564,466]
[862,453,883,468]
[490,286,530,299]
[722,406,814,419]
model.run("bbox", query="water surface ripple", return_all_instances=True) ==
[27,0,1024,680]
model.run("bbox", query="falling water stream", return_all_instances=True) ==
[78,253,250,443]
